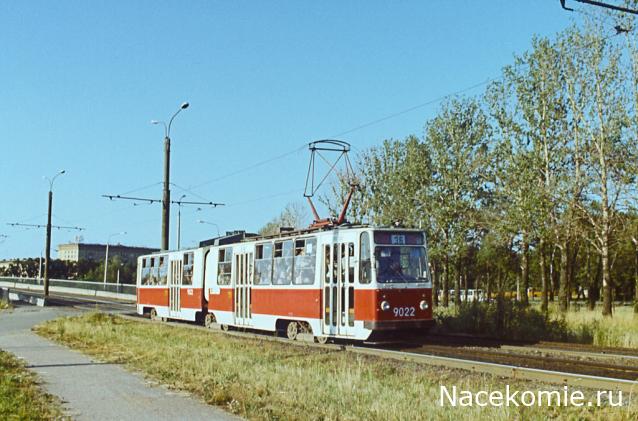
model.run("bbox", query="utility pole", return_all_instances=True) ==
[104,232,126,283]
[152,102,189,251]
[6,223,83,289]
[44,170,65,298]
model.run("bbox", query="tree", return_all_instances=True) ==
[258,202,310,236]
[423,97,490,308]
[567,23,633,316]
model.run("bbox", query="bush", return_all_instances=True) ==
[434,300,582,343]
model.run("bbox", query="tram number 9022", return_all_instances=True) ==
[393,306,415,317]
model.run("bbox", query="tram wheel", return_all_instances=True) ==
[150,308,159,321]
[286,321,299,340]
[204,313,216,328]
[315,336,329,344]
[221,324,230,332]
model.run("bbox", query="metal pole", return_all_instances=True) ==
[44,190,52,297]
[38,251,42,283]
[177,204,181,250]
[103,242,110,283]
[162,135,171,251]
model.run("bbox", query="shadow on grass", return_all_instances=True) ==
[434,299,595,344]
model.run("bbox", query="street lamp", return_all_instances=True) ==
[104,231,126,283]
[43,169,65,297]
[176,194,186,250]
[151,101,189,251]
[197,220,220,237]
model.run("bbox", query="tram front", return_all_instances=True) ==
[357,229,434,341]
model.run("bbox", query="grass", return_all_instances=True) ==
[0,301,12,311]
[35,313,637,420]
[558,305,638,348]
[0,350,65,420]
[435,300,638,348]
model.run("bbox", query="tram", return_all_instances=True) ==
[136,225,434,342]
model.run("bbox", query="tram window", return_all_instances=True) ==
[141,258,151,285]
[348,243,355,283]
[255,243,273,285]
[203,250,211,286]
[340,244,346,283]
[348,286,355,326]
[148,257,157,285]
[218,248,232,285]
[295,240,305,256]
[360,232,371,284]
[183,252,194,285]
[324,286,330,325]
[273,240,292,285]
[293,238,316,285]
[332,244,338,284]
[324,245,331,283]
[158,256,168,285]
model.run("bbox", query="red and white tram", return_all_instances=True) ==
[136,225,434,342]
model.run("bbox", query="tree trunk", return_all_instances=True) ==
[432,260,439,307]
[558,242,569,313]
[521,234,529,306]
[496,270,505,333]
[601,238,613,316]
[589,255,602,311]
[486,271,492,303]
[585,248,594,310]
[568,243,580,303]
[463,270,469,303]
[634,245,638,313]
[442,254,449,307]
[540,239,548,314]
[550,246,558,302]
[454,258,461,311]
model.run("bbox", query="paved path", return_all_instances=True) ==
[0,306,241,421]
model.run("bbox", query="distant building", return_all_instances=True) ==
[57,243,158,263]
[0,259,13,271]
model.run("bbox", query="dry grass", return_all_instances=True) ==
[435,301,638,348]
[0,350,65,420]
[556,305,638,348]
[35,313,637,420]
[0,301,12,311]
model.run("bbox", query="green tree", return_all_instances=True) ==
[423,97,490,308]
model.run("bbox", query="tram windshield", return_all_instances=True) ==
[375,246,428,283]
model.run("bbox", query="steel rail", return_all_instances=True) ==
[349,346,638,394]
[498,344,638,363]
[113,314,638,393]
[29,296,636,394]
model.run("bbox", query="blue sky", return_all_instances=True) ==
[0,1,591,259]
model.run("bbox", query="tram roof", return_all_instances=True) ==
[198,224,423,248]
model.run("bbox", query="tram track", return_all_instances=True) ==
[411,333,638,368]
[394,344,638,381]
[13,292,636,392]
[113,313,638,393]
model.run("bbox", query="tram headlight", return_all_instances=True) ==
[380,301,391,311]
[419,300,429,310]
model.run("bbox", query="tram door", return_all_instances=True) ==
[169,259,183,317]
[322,243,355,336]
[233,252,253,326]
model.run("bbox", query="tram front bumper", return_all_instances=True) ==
[364,319,435,331]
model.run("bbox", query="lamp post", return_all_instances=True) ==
[176,194,186,250]
[152,101,189,251]
[38,249,43,284]
[197,220,221,237]
[104,231,126,283]
[44,170,65,297]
